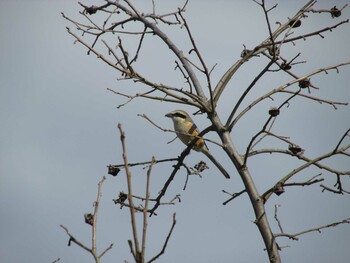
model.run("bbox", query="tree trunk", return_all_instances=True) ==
[212,115,281,263]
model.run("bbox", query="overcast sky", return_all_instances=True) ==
[1,1,350,262]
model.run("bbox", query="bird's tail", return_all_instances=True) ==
[202,149,230,179]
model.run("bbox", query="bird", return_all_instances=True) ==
[165,109,230,179]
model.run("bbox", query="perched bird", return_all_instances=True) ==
[165,109,230,179]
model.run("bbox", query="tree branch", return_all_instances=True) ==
[148,213,177,263]
[118,124,141,258]
[275,217,350,241]
[60,177,112,263]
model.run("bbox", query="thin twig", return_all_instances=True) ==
[261,145,350,202]
[118,123,140,258]
[60,225,92,254]
[250,148,350,177]
[60,176,112,262]
[141,157,155,260]
[275,217,350,241]
[108,157,178,170]
[243,89,301,165]
[274,204,284,233]
[148,213,177,263]
[178,12,214,108]
[333,128,350,153]
[231,62,350,129]
[226,59,276,130]
[91,176,106,259]
[222,189,246,205]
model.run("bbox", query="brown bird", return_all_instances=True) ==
[165,110,230,179]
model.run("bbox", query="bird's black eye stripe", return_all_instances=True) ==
[173,112,187,119]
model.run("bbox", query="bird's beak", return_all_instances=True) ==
[165,113,172,118]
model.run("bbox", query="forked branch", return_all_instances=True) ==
[60,177,113,263]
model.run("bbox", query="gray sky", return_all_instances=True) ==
[1,0,350,262]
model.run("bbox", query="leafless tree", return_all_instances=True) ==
[61,1,350,262]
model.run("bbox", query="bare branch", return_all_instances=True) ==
[98,243,114,259]
[148,213,177,263]
[129,25,147,64]
[284,174,324,188]
[274,19,350,46]
[250,148,350,177]
[231,62,350,128]
[149,124,213,215]
[174,60,193,92]
[63,2,350,262]
[177,11,214,107]
[222,189,246,205]
[226,59,276,130]
[108,157,178,170]
[261,144,350,202]
[309,4,348,16]
[274,204,284,234]
[112,0,206,100]
[321,173,350,195]
[60,224,92,254]
[141,157,155,260]
[280,90,348,109]
[91,177,106,257]
[60,176,112,262]
[243,89,301,165]
[65,26,128,73]
[333,128,350,153]
[213,0,317,104]
[275,217,350,241]
[118,124,141,258]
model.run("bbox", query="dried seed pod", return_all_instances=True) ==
[269,107,280,117]
[281,62,292,70]
[298,79,310,89]
[85,5,98,15]
[108,165,120,176]
[331,6,341,18]
[84,213,94,226]
[117,192,127,203]
[289,144,304,155]
[194,161,208,172]
[274,183,285,196]
[288,19,302,28]
[241,49,252,58]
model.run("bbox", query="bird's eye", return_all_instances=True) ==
[173,112,187,119]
